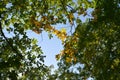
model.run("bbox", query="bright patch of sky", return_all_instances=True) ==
[27,30,63,69]
[4,0,94,72]
[6,3,13,8]
[26,7,94,68]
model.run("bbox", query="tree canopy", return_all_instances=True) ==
[0,0,120,80]
[57,0,120,80]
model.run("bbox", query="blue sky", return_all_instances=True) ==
[3,9,92,70]
[26,14,91,69]
[27,30,63,69]
[5,2,93,69]
[3,2,94,79]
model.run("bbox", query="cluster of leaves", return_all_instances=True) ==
[0,23,51,79]
[0,0,82,79]
[56,0,120,80]
[0,0,69,79]
[1,0,120,79]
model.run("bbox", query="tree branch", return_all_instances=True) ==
[0,22,23,58]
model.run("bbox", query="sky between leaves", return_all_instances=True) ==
[4,0,93,69]
[26,14,91,69]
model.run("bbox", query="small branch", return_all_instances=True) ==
[0,22,23,58]
[67,5,77,13]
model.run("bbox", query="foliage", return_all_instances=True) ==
[0,0,68,79]
[0,0,82,79]
[57,0,120,80]
[0,0,76,42]
[1,0,120,80]
[0,24,50,79]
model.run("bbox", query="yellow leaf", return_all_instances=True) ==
[60,28,66,33]
[56,54,60,60]
[41,16,47,21]
[66,57,72,63]
[68,13,74,24]
[68,13,74,20]
[34,21,41,27]
[60,34,66,41]
[32,29,42,34]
